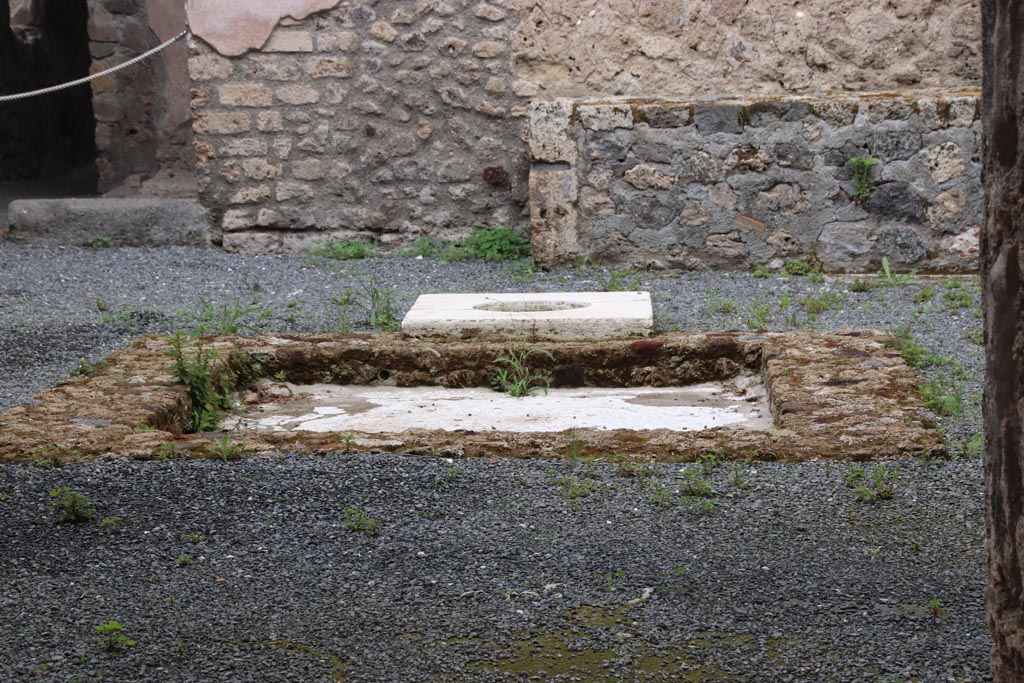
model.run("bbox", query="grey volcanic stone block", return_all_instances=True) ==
[8,198,211,247]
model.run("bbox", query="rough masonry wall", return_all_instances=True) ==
[88,0,194,195]
[529,94,982,272]
[188,0,527,252]
[512,0,981,98]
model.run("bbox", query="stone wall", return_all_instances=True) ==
[529,93,982,272]
[88,0,194,195]
[188,0,527,251]
[512,0,980,98]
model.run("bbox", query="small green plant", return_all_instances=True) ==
[853,464,899,502]
[32,445,81,468]
[190,298,260,337]
[342,507,381,535]
[886,326,950,371]
[566,432,583,460]
[877,257,917,286]
[49,487,94,523]
[84,234,114,249]
[69,358,108,378]
[600,569,627,591]
[397,237,449,258]
[963,431,984,459]
[752,265,771,278]
[695,449,722,475]
[183,532,207,543]
[95,621,135,651]
[211,436,244,462]
[168,332,235,433]
[844,464,866,489]
[615,455,657,478]
[350,277,401,331]
[942,281,973,311]
[603,266,642,292]
[678,470,713,498]
[460,226,531,261]
[850,155,879,201]
[655,565,693,593]
[490,347,554,398]
[965,326,984,345]
[310,239,376,260]
[556,476,597,510]
[431,466,465,489]
[98,516,125,535]
[802,291,841,317]
[708,297,737,314]
[924,597,948,618]
[647,480,676,508]
[0,492,9,502]
[784,259,816,276]
[175,553,195,566]
[681,497,716,514]
[745,301,772,330]
[920,375,965,417]
[730,465,751,490]
[849,278,874,293]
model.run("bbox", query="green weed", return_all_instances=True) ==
[49,487,94,523]
[745,301,772,329]
[211,436,244,462]
[342,507,381,535]
[752,265,771,278]
[963,431,984,459]
[98,516,125,535]
[95,621,135,651]
[84,234,114,249]
[850,155,879,200]
[490,347,554,398]
[603,266,642,292]
[708,297,737,314]
[168,332,235,433]
[853,464,899,502]
[310,240,376,260]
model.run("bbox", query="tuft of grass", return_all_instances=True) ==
[490,347,554,398]
[965,326,984,345]
[942,280,973,311]
[190,298,260,337]
[677,469,713,498]
[49,487,95,523]
[848,278,874,293]
[431,466,465,489]
[175,554,195,567]
[850,155,879,201]
[211,436,244,462]
[603,266,642,292]
[878,257,917,286]
[396,237,448,258]
[310,240,376,260]
[924,597,948,618]
[84,234,114,249]
[853,464,899,502]
[752,265,771,279]
[963,431,984,459]
[98,516,125,535]
[920,375,965,417]
[708,297,736,314]
[614,455,658,478]
[744,301,772,330]
[556,476,597,510]
[342,507,381,535]
[784,259,817,277]
[69,358,108,378]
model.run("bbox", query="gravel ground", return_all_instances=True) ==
[0,244,989,681]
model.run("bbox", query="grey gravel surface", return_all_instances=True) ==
[0,244,989,681]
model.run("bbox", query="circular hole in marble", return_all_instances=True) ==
[474,300,591,313]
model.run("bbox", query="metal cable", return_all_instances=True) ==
[0,29,187,103]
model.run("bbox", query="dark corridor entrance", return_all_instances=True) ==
[0,0,97,224]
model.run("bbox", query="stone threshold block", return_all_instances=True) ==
[7,198,211,247]
[401,291,653,341]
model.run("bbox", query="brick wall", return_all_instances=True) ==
[189,1,528,252]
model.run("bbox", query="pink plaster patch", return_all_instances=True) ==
[186,0,343,56]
